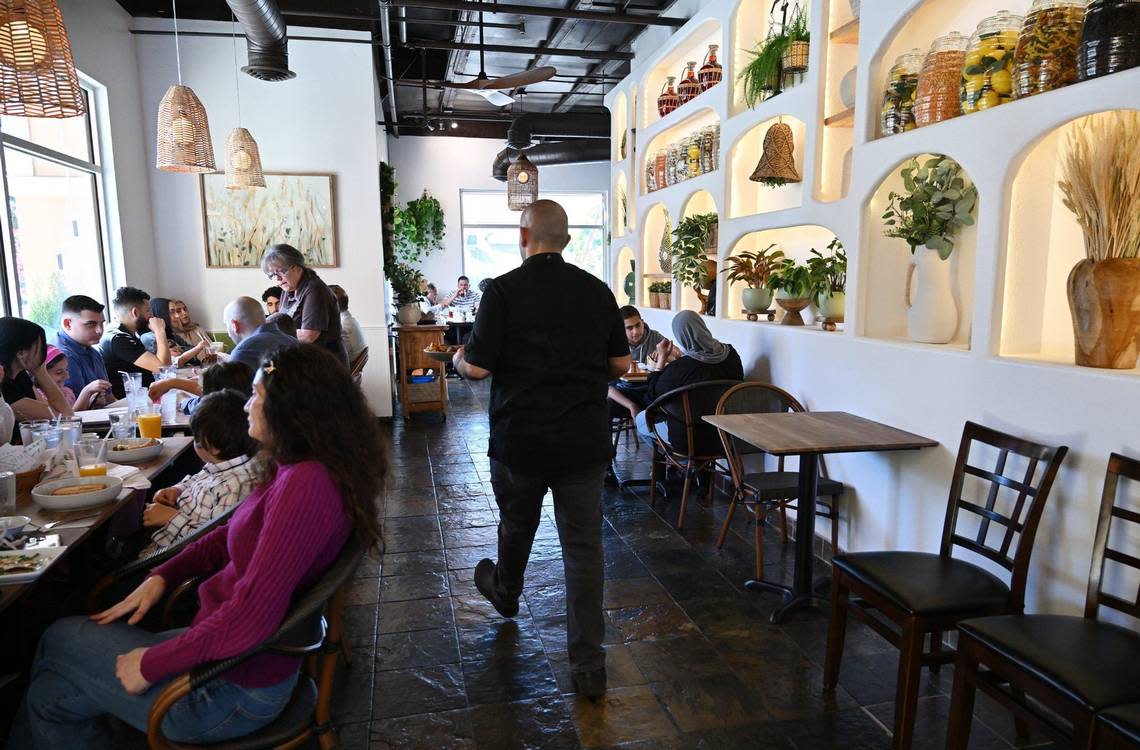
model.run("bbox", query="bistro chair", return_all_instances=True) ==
[824,421,1068,750]
[712,382,845,581]
[1097,704,1140,750]
[349,347,370,386]
[946,452,1140,750]
[145,536,365,750]
[643,379,741,529]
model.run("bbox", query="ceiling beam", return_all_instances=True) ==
[388,0,686,27]
[280,9,525,32]
[404,39,633,60]
[553,25,642,112]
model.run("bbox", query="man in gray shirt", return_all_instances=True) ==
[223,296,297,371]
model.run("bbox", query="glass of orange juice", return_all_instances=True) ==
[137,403,162,440]
[75,439,108,477]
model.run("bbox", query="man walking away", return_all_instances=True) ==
[453,200,630,699]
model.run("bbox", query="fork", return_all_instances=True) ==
[31,512,104,531]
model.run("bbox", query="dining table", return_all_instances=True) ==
[702,411,937,623]
[74,406,192,434]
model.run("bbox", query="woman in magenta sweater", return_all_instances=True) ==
[10,344,386,748]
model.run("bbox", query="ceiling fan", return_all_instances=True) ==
[440,7,556,103]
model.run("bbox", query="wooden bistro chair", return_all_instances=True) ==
[712,382,845,581]
[946,452,1140,750]
[349,346,370,386]
[145,536,365,750]
[643,379,741,529]
[824,421,1068,750]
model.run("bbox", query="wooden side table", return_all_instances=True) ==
[393,324,448,420]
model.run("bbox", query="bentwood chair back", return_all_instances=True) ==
[946,452,1140,750]
[350,347,370,386]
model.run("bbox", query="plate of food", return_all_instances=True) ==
[106,437,163,464]
[31,476,124,511]
[423,343,460,362]
[0,547,66,584]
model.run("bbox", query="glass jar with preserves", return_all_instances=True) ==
[880,48,923,135]
[914,32,968,127]
[666,147,678,186]
[1013,0,1084,98]
[712,123,721,165]
[687,136,702,177]
[698,45,723,91]
[960,11,1022,113]
[700,127,715,174]
[1078,0,1140,81]
[678,62,701,104]
[646,157,657,193]
[654,151,667,191]
[656,76,679,117]
[673,142,687,181]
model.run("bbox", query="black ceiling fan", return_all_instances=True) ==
[441,5,556,99]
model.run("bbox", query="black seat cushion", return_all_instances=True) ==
[833,551,1010,616]
[172,676,318,749]
[958,615,1140,710]
[1100,703,1140,743]
[743,471,844,501]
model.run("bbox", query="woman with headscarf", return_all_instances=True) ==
[635,310,743,445]
[140,299,209,367]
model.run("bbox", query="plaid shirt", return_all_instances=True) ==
[150,455,258,549]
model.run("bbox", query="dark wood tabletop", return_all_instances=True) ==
[703,411,938,456]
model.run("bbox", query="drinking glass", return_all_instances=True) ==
[57,418,83,450]
[75,440,108,477]
[137,403,162,440]
[19,419,47,446]
[108,410,134,439]
[120,372,143,395]
[31,425,61,448]
[158,366,177,381]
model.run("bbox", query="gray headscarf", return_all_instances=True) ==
[672,310,730,365]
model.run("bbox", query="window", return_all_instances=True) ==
[0,83,111,330]
[460,191,607,284]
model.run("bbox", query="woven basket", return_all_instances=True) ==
[16,464,43,494]
[782,40,810,74]
[0,0,85,118]
[406,380,441,404]
[156,84,216,173]
[224,127,266,189]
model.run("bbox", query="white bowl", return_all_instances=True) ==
[0,515,30,537]
[105,437,164,464]
[32,476,124,511]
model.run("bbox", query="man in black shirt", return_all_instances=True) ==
[454,200,630,698]
[100,286,173,399]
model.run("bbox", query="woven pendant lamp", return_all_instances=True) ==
[749,121,800,186]
[507,152,538,210]
[156,0,215,173]
[224,16,264,188]
[0,0,84,118]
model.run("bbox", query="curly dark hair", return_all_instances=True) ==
[256,344,386,545]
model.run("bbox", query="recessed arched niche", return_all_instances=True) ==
[641,107,720,197]
[612,92,628,162]
[614,246,636,307]
[729,115,806,218]
[731,1,810,116]
[640,19,722,130]
[723,224,842,327]
[860,153,978,349]
[615,171,629,238]
[641,203,673,310]
[677,190,719,315]
[1000,110,1140,374]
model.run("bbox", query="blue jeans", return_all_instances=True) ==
[634,411,657,442]
[9,617,297,749]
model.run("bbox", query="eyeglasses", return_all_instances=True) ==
[266,266,292,281]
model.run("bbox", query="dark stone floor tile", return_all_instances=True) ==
[457,617,546,663]
[449,568,481,599]
[334,720,371,749]
[866,694,1010,750]
[627,635,732,683]
[524,584,566,619]
[343,604,380,646]
[571,685,680,747]
[529,537,565,562]
[748,654,859,721]
[373,665,466,720]
[380,549,448,578]
[468,695,580,750]
[685,722,798,749]
[547,644,646,694]
[377,597,454,634]
[603,577,672,609]
[344,576,382,606]
[438,496,495,515]
[382,498,439,518]
[374,627,460,671]
[648,674,768,732]
[369,710,477,749]
[603,551,652,580]
[655,569,740,602]
[830,648,950,707]
[780,707,890,749]
[382,529,444,554]
[446,544,499,571]
[521,558,573,589]
[462,650,561,705]
[333,664,375,725]
[607,602,700,643]
[380,572,450,602]
[443,525,500,549]
[532,614,621,653]
[438,510,498,531]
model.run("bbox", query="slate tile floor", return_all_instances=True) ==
[333,380,1056,749]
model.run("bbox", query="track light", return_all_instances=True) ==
[427,120,435,131]
[450,120,458,129]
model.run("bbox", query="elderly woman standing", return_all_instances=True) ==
[260,244,346,366]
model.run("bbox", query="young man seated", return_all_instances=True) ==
[607,305,673,420]
[140,389,258,553]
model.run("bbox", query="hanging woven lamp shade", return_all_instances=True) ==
[224,127,265,189]
[507,152,539,210]
[749,122,801,185]
[0,0,84,118]
[157,84,216,173]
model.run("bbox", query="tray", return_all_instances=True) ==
[0,546,66,585]
[422,348,458,363]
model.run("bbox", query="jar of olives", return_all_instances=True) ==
[1013,0,1085,98]
[880,48,924,135]
[960,11,1023,113]
[914,32,968,127]
[1078,0,1140,81]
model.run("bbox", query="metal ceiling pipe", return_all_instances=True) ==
[378,1,401,136]
[224,0,295,80]
[505,112,610,149]
[492,140,611,181]
[281,9,526,31]
[390,0,688,27]
[397,7,408,44]
[406,39,633,61]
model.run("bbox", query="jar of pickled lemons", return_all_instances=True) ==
[1013,0,1085,98]
[880,48,924,136]
[914,32,968,127]
[960,10,1023,113]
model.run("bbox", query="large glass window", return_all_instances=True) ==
[460,191,607,283]
[0,85,110,329]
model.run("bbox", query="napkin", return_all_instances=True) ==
[107,463,152,492]
[0,442,49,473]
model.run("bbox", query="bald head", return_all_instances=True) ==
[224,296,266,344]
[519,199,571,256]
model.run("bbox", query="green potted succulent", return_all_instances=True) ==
[766,258,813,325]
[738,5,810,108]
[670,213,719,290]
[806,237,847,324]
[722,243,785,314]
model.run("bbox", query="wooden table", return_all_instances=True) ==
[703,411,937,623]
[393,324,448,419]
[0,436,194,614]
[75,407,192,434]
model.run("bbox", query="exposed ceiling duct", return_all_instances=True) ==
[492,140,610,181]
[225,0,296,81]
[505,113,610,149]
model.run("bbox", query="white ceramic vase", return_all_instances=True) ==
[839,67,857,108]
[397,303,423,325]
[742,287,773,314]
[818,291,846,322]
[905,246,957,343]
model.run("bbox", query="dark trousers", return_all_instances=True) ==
[489,459,607,673]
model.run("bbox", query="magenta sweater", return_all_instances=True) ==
[140,461,351,687]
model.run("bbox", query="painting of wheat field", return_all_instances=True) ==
[200,173,337,268]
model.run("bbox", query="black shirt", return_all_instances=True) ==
[1,370,35,406]
[646,347,744,452]
[100,324,155,399]
[282,268,347,365]
[464,253,628,474]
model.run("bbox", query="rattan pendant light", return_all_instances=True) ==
[749,120,800,186]
[507,152,538,210]
[0,0,84,118]
[224,15,264,188]
[156,0,215,173]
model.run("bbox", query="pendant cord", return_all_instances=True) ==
[172,0,183,85]
[232,12,242,126]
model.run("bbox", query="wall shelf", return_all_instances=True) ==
[825,107,855,127]
[830,18,859,44]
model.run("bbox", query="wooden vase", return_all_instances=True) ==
[776,297,811,326]
[1067,257,1140,369]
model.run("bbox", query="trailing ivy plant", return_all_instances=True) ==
[393,190,446,265]
[882,155,978,259]
[806,237,847,297]
[766,258,813,298]
[670,213,718,288]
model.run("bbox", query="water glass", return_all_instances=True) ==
[19,419,48,446]
[57,418,83,450]
[108,410,134,439]
[120,371,143,395]
[158,365,177,381]
[31,425,60,448]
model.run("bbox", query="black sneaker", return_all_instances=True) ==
[474,559,519,618]
[571,667,607,700]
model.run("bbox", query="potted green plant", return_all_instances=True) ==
[389,261,426,324]
[648,280,672,309]
[738,5,810,108]
[766,258,813,325]
[670,213,719,290]
[722,243,785,315]
[781,5,810,75]
[882,155,977,343]
[393,190,446,265]
[807,237,847,325]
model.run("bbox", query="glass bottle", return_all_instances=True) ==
[646,158,656,193]
[665,147,677,186]
[656,76,679,117]
[880,48,923,135]
[687,136,701,177]
[698,44,723,91]
[913,32,968,127]
[1078,0,1140,81]
[712,123,721,166]
[700,127,715,174]
[678,61,701,104]
[1013,0,1085,98]
[673,142,687,181]
[654,150,667,191]
[960,11,1022,114]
